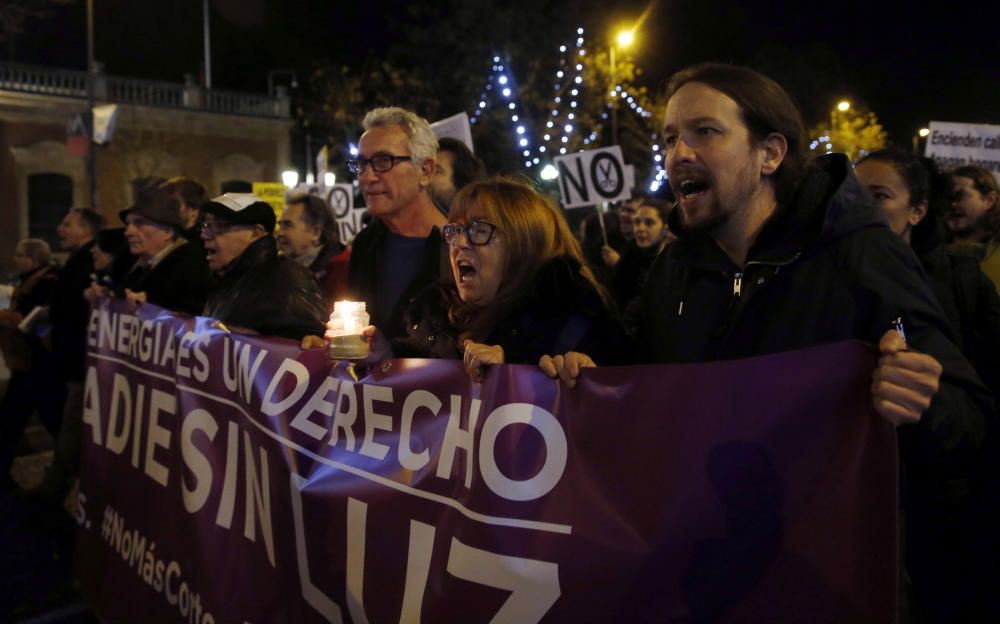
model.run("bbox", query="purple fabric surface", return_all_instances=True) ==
[74,299,897,623]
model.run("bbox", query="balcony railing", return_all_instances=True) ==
[0,62,288,118]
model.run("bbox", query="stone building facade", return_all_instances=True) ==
[0,62,292,271]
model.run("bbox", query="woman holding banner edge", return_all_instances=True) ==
[354,176,632,381]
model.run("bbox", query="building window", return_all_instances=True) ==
[28,173,73,249]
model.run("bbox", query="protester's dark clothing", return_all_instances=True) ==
[921,247,1000,401]
[377,233,429,328]
[917,246,1000,623]
[307,241,350,306]
[0,365,66,482]
[0,264,58,371]
[346,219,449,345]
[182,221,207,261]
[581,219,629,289]
[122,240,213,316]
[24,244,92,498]
[0,264,64,482]
[636,153,993,622]
[48,242,96,382]
[204,236,326,341]
[10,265,58,317]
[610,243,662,311]
[395,256,632,366]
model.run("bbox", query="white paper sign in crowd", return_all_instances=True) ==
[554,146,632,208]
[430,112,475,153]
[924,121,1000,173]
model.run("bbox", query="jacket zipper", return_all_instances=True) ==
[731,253,802,299]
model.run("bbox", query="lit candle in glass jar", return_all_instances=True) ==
[325,300,370,360]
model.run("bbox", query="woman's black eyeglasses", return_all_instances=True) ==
[442,221,500,246]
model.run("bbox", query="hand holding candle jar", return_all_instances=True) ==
[325,301,370,360]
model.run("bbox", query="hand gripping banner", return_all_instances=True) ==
[74,299,897,623]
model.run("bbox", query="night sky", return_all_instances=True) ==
[12,0,1000,146]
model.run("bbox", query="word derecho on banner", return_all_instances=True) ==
[84,302,569,504]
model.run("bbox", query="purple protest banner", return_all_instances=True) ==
[74,299,897,623]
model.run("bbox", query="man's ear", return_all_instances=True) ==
[419,158,436,188]
[250,224,268,241]
[760,133,788,176]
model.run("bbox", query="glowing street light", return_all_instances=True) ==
[829,100,852,153]
[913,127,931,154]
[610,25,637,147]
[616,29,635,48]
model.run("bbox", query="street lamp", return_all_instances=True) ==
[913,127,930,154]
[616,30,635,48]
[610,27,635,147]
[829,100,851,153]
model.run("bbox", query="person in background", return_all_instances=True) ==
[600,192,646,272]
[946,165,1000,292]
[430,137,487,215]
[855,148,1000,623]
[0,239,62,490]
[201,193,327,341]
[29,207,103,505]
[381,177,630,382]
[610,198,676,311]
[83,227,134,303]
[119,187,213,316]
[856,149,1000,399]
[346,107,449,345]
[579,210,624,288]
[161,176,209,258]
[277,193,349,305]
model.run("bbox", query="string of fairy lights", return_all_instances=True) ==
[341,27,664,191]
[470,27,666,192]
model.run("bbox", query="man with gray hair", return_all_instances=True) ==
[346,106,448,343]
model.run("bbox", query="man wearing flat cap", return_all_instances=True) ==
[200,193,327,341]
[120,187,213,315]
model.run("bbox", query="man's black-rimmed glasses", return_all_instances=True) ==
[346,153,413,175]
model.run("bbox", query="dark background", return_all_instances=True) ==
[11,0,999,147]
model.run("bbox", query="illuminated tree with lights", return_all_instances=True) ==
[807,102,887,162]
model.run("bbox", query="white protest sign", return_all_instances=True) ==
[326,184,365,244]
[430,112,475,153]
[554,147,632,208]
[924,121,1000,174]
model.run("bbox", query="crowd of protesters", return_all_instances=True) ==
[1,62,998,623]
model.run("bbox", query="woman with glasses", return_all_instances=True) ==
[381,177,631,381]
